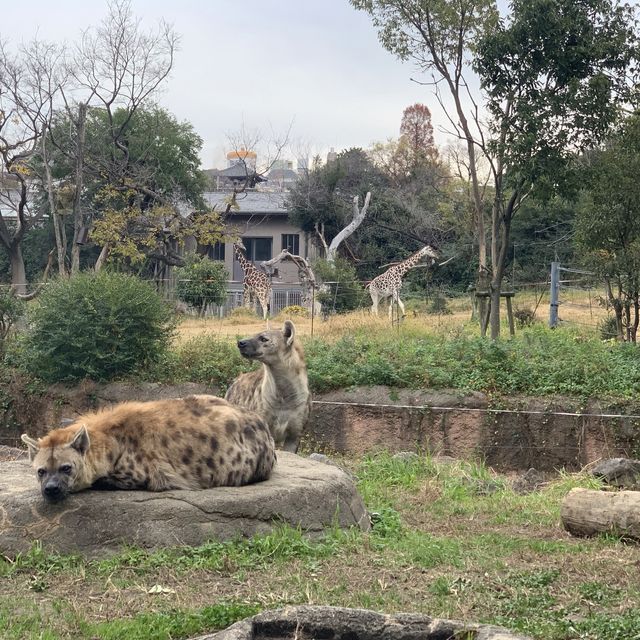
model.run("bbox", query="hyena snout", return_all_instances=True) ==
[237,339,259,358]
[42,477,68,502]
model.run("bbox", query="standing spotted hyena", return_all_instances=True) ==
[21,395,276,503]
[225,320,311,453]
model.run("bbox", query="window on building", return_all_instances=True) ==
[207,241,225,261]
[241,237,272,262]
[282,233,300,255]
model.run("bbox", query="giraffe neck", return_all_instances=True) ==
[395,256,419,277]
[234,245,253,272]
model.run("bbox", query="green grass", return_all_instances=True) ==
[2,453,640,640]
[0,601,258,640]
[131,324,640,401]
[7,319,640,402]
[303,325,640,397]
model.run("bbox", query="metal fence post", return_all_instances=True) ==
[549,261,560,328]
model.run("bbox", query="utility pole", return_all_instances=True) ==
[549,261,560,328]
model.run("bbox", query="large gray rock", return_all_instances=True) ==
[196,605,531,640]
[0,452,369,559]
[591,457,640,489]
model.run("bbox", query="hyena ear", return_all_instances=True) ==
[21,434,40,461]
[283,320,295,347]
[68,425,90,456]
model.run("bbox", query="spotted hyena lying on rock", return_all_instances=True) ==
[21,395,276,503]
[225,320,311,453]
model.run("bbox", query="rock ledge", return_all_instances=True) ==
[0,452,369,558]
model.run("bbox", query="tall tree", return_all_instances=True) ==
[475,0,637,337]
[575,114,640,342]
[0,40,61,293]
[350,0,499,325]
[49,0,178,274]
[352,0,636,338]
[43,105,213,271]
[400,103,437,167]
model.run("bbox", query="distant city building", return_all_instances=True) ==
[326,147,337,163]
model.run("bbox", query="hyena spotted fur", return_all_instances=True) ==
[21,395,276,503]
[225,320,311,453]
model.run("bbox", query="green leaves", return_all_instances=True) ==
[476,0,637,189]
[175,255,228,314]
[23,272,175,382]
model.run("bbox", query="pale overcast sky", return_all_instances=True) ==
[2,0,459,169]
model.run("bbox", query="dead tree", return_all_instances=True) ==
[47,0,178,274]
[261,249,321,316]
[321,192,371,264]
[0,40,62,293]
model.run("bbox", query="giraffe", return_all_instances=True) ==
[233,243,272,320]
[367,245,439,319]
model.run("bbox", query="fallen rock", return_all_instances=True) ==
[0,452,369,559]
[590,458,640,489]
[512,468,546,494]
[194,605,532,640]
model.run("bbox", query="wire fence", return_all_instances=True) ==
[1,269,609,334]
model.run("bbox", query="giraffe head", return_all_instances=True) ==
[415,245,439,265]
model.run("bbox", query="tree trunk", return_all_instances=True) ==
[94,243,110,272]
[489,189,519,340]
[326,192,371,263]
[9,243,27,295]
[42,134,68,277]
[562,487,640,540]
[71,102,87,275]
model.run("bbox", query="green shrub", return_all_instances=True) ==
[278,304,309,318]
[514,307,536,328]
[175,255,228,315]
[303,325,640,398]
[0,289,25,354]
[170,335,252,391]
[24,272,175,382]
[599,315,619,341]
[314,258,366,314]
[427,292,452,315]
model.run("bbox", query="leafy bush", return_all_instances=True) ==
[167,335,252,391]
[427,292,452,315]
[303,325,640,398]
[599,315,619,341]
[514,307,536,328]
[175,255,228,315]
[0,289,25,354]
[23,272,175,382]
[278,305,309,318]
[314,258,366,314]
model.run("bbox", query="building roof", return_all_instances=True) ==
[216,164,266,185]
[267,168,298,182]
[204,191,287,214]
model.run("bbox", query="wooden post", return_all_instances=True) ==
[506,294,515,336]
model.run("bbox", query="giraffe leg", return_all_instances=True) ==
[260,295,270,327]
[397,296,406,318]
[243,285,252,309]
[370,290,379,315]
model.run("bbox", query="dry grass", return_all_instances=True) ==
[175,288,609,344]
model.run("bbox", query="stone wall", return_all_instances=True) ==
[3,381,640,471]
